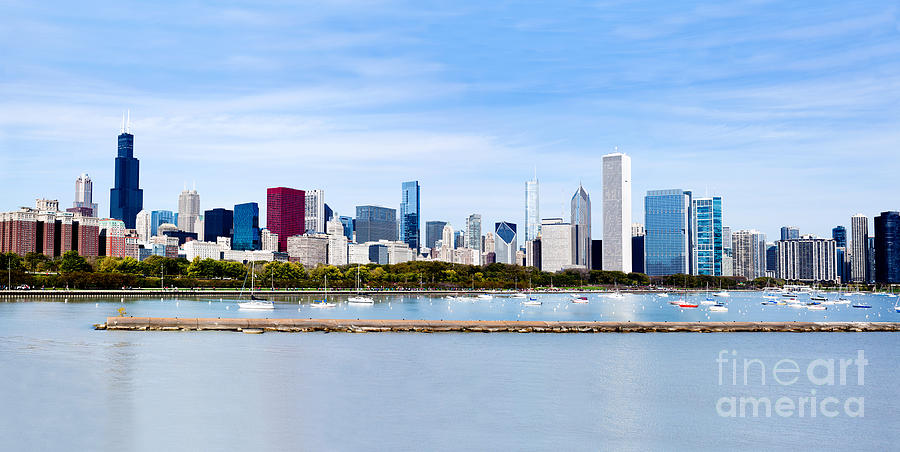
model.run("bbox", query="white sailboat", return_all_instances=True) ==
[348,265,375,304]
[311,275,336,308]
[238,261,275,310]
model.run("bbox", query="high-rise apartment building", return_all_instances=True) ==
[571,184,591,269]
[644,189,693,276]
[874,211,900,284]
[99,218,126,258]
[355,206,397,243]
[73,173,98,217]
[775,236,838,282]
[732,230,767,280]
[109,117,143,228]
[326,218,348,266]
[233,202,261,251]
[267,187,305,252]
[851,214,868,282]
[425,221,447,250]
[692,197,723,276]
[304,189,325,233]
[525,173,540,242]
[260,228,278,252]
[466,214,482,254]
[602,152,631,272]
[780,226,800,241]
[177,188,200,233]
[400,181,420,250]
[494,222,517,265]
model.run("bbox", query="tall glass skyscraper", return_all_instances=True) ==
[355,206,397,243]
[874,211,900,284]
[109,121,143,229]
[692,197,723,276]
[149,210,174,237]
[494,222,517,265]
[644,189,693,276]
[425,221,447,250]
[339,216,354,241]
[399,181,420,250]
[525,173,540,242]
[570,185,591,269]
[233,202,260,251]
[466,214,482,253]
[780,226,800,241]
[204,208,233,243]
[832,226,847,248]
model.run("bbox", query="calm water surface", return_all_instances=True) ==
[1,293,898,451]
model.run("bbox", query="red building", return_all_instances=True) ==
[0,209,98,258]
[267,187,305,252]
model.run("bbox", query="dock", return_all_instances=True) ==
[97,317,900,333]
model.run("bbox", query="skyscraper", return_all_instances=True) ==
[692,196,723,276]
[73,173,98,217]
[780,226,800,241]
[355,206,397,243]
[644,189,693,276]
[425,221,447,250]
[109,115,143,228]
[525,173,540,242]
[851,214,869,282]
[135,210,151,242]
[570,185,591,269]
[874,211,900,284]
[304,189,325,233]
[466,214,482,253]
[540,218,575,272]
[400,181,421,250]
[775,236,838,282]
[732,230,767,280]
[339,216,354,241]
[832,226,847,248]
[267,187,305,252]
[602,152,631,272]
[233,202,260,251]
[204,208,234,243]
[177,188,200,233]
[150,210,174,237]
[494,222,517,265]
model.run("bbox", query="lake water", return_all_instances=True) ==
[2,292,898,451]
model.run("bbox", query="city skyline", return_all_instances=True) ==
[2,1,899,241]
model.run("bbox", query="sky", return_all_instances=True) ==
[1,0,899,241]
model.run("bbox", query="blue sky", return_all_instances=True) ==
[2,0,899,240]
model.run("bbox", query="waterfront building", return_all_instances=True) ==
[832,226,847,248]
[304,189,326,234]
[644,189,692,276]
[260,228,278,252]
[233,202,260,251]
[571,184,591,269]
[732,230,767,280]
[177,188,201,233]
[135,210,152,242]
[494,222,517,265]
[631,236,644,274]
[355,205,397,243]
[874,211,900,284]
[851,214,869,282]
[540,218,575,273]
[204,208,233,244]
[109,116,143,229]
[775,236,838,282]
[835,246,850,283]
[99,218,126,258]
[267,187,305,252]
[326,218,348,266]
[425,221,447,250]
[602,152,632,272]
[692,197,722,276]
[780,226,800,241]
[466,214,482,255]
[867,236,876,284]
[399,181,421,251]
[287,233,329,268]
[339,216,354,241]
[525,173,540,243]
[73,173,98,217]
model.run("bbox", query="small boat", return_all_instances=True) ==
[605,292,625,299]
[762,293,779,300]
[807,305,827,310]
[571,296,589,304]
[713,291,730,298]
[238,262,274,310]
[761,300,777,305]
[522,300,542,306]
[657,293,670,298]
[709,304,728,312]
[810,295,828,302]
[348,265,375,304]
[678,303,699,308]
[511,293,527,299]
[311,275,336,308]
[477,294,493,300]
[852,304,872,309]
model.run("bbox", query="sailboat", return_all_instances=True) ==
[894,297,899,313]
[605,282,624,299]
[238,262,275,310]
[348,265,375,304]
[701,283,716,305]
[311,275,336,308]
[713,281,730,297]
[678,275,698,308]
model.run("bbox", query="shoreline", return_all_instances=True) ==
[0,288,808,297]
[97,317,900,333]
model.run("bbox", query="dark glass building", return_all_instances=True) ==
[832,226,847,248]
[591,239,603,271]
[109,130,143,228]
[780,226,799,241]
[766,244,777,273]
[162,230,198,246]
[400,181,421,250]
[233,202,260,251]
[425,221,447,250]
[874,211,900,284]
[355,206,397,243]
[204,208,233,243]
[368,244,389,265]
[631,236,644,273]
[324,204,334,223]
[339,216,354,241]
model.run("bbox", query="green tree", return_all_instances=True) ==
[58,251,91,273]
[24,252,49,272]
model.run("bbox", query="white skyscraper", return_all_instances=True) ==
[525,172,540,242]
[260,228,278,252]
[540,218,576,273]
[135,210,151,242]
[850,214,868,282]
[571,184,591,269]
[74,173,98,217]
[305,189,325,233]
[602,152,632,272]
[732,229,767,280]
[177,187,200,233]
[326,218,348,265]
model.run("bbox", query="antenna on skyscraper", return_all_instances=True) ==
[121,112,126,133]
[126,109,131,133]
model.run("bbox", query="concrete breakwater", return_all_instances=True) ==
[97,317,900,333]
